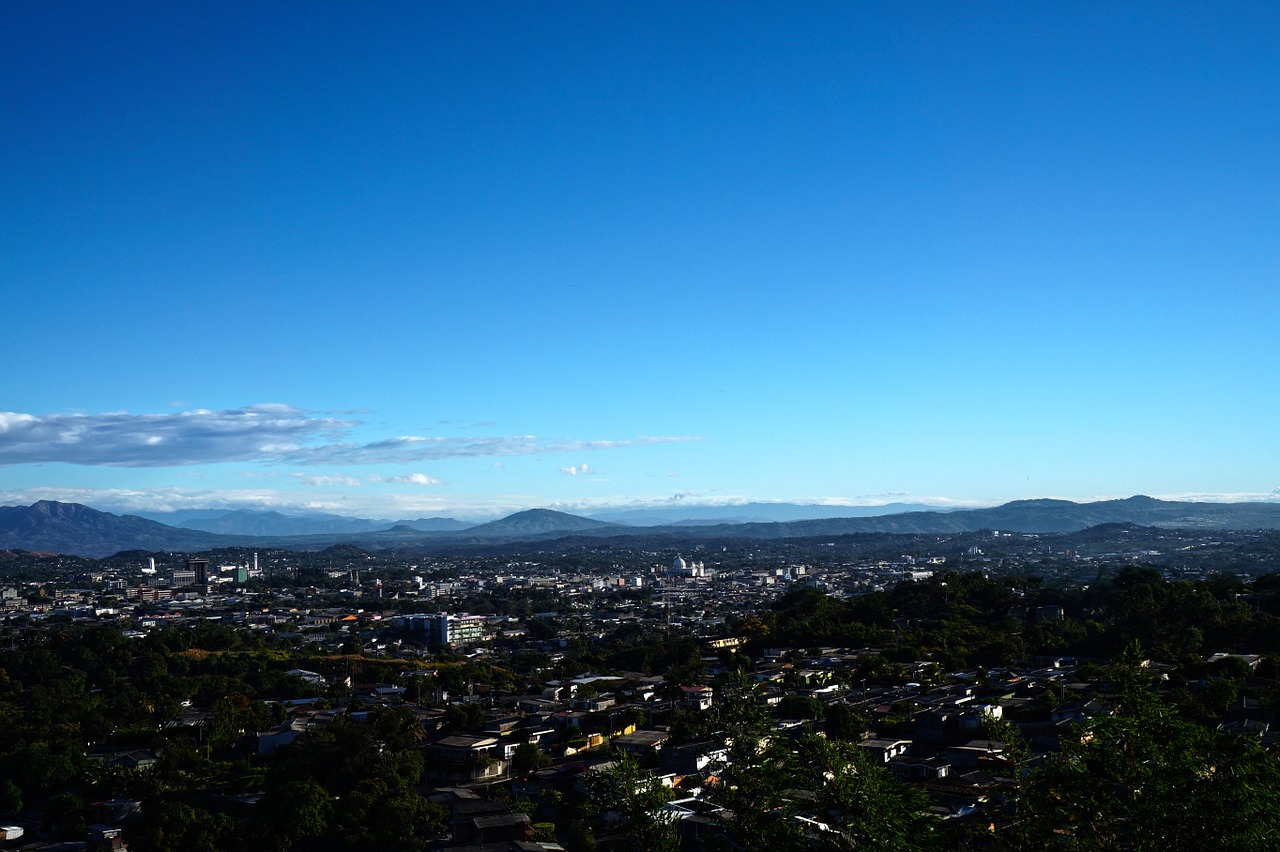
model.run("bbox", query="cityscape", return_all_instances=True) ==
[3,3,1278,851]
[1,499,1280,848]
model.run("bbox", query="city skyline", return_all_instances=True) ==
[3,3,1277,519]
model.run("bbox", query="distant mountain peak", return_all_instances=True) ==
[507,508,588,520]
[465,508,617,537]
[0,501,236,558]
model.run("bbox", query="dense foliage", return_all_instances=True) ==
[762,566,1278,669]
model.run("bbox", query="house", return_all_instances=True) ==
[285,668,326,687]
[511,765,579,799]
[913,709,959,745]
[612,729,670,759]
[257,711,338,755]
[943,740,1006,770]
[659,740,729,776]
[1051,700,1110,725]
[1207,652,1263,671]
[87,823,126,851]
[518,697,566,714]
[458,812,531,845]
[680,686,714,711]
[857,737,911,764]
[424,735,509,785]
[889,755,951,782]
[572,694,616,713]
[578,761,676,797]
[447,799,530,845]
[958,704,1003,731]
[107,750,158,771]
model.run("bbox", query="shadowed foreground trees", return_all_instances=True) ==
[715,733,938,851]
[253,709,445,852]
[1010,650,1280,850]
[583,752,679,852]
[126,801,236,852]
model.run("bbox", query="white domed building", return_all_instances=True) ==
[669,555,708,578]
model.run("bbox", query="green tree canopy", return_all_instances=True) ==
[1015,654,1280,850]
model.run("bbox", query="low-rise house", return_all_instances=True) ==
[659,740,729,776]
[424,735,509,785]
[88,823,126,851]
[518,697,566,714]
[857,737,911,764]
[573,693,616,712]
[680,685,714,711]
[1050,699,1110,725]
[611,729,670,759]
[446,799,527,845]
[944,740,1006,771]
[913,709,958,745]
[889,756,951,782]
[106,750,158,771]
[257,711,339,755]
[511,765,580,799]
[285,668,326,687]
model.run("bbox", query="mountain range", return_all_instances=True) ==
[4,496,1280,558]
[584,502,951,526]
[136,509,471,536]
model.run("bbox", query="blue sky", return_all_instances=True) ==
[2,2,1277,519]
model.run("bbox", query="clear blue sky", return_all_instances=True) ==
[2,2,1277,519]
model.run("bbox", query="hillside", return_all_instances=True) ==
[0,501,244,557]
[461,508,619,537]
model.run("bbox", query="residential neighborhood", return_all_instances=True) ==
[2,529,1280,849]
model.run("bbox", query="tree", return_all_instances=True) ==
[369,705,426,751]
[256,779,332,851]
[584,752,678,852]
[714,733,807,851]
[126,801,236,852]
[565,819,598,852]
[443,701,485,734]
[824,703,867,742]
[0,779,21,817]
[1015,655,1280,850]
[776,694,823,720]
[714,734,937,851]
[512,740,551,776]
[42,792,86,841]
[337,782,446,852]
[793,734,937,850]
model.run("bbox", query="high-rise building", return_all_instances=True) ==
[397,612,487,648]
[187,558,210,592]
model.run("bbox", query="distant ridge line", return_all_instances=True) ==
[2,496,1280,557]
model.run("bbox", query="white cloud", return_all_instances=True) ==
[560,464,593,476]
[0,406,703,468]
[292,473,363,487]
[1149,491,1280,504]
[0,485,494,520]
[0,405,351,467]
[288,434,699,466]
[369,472,444,486]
